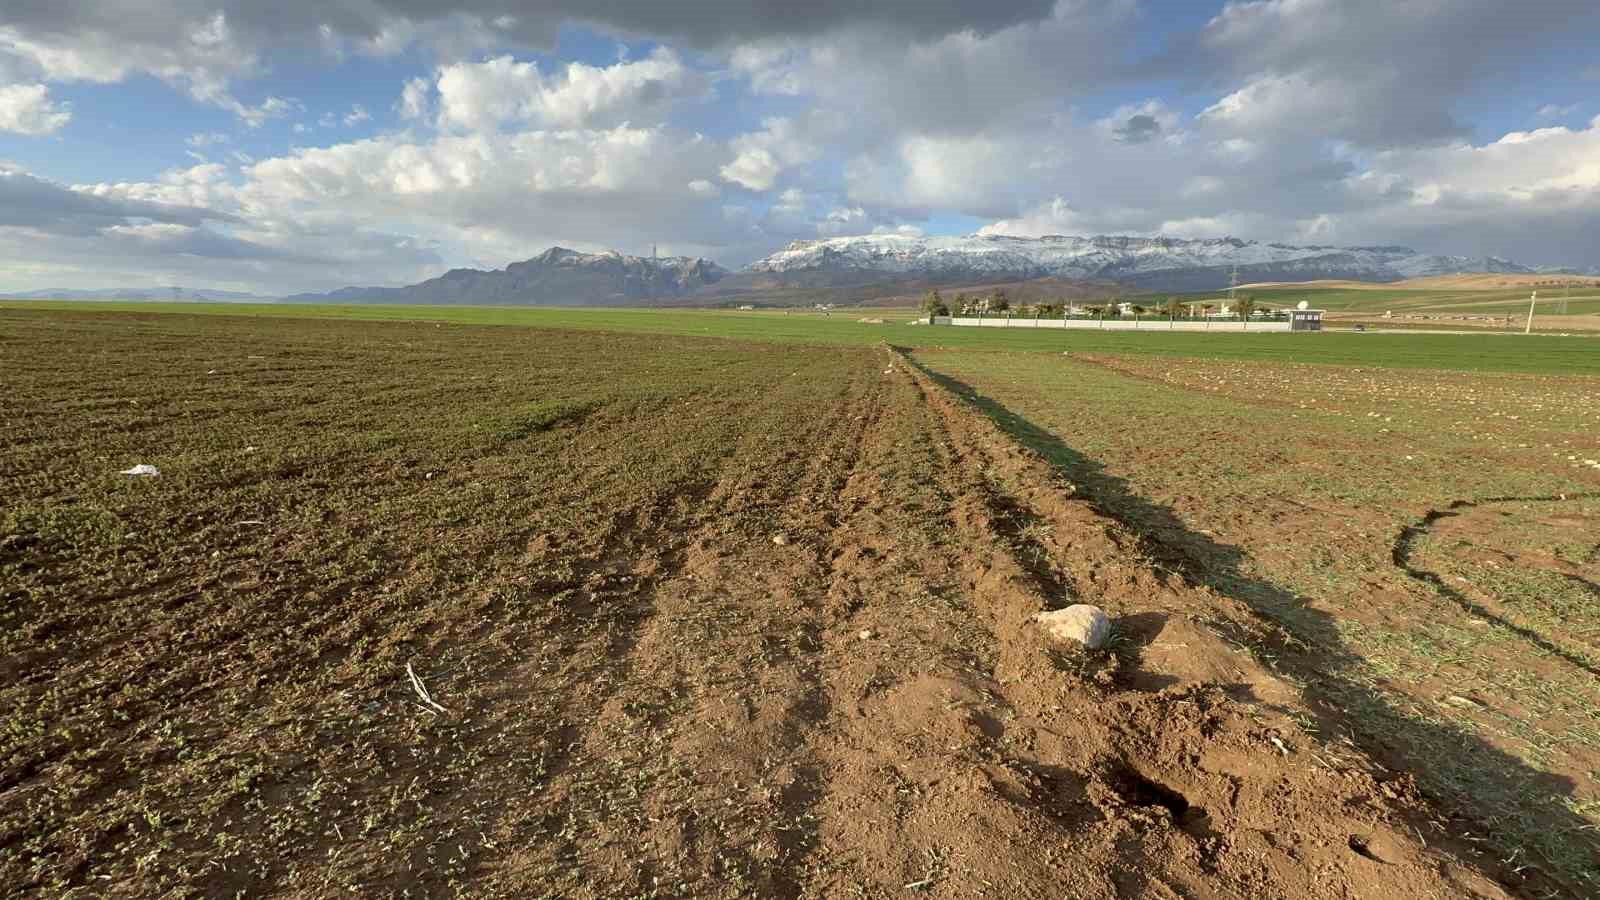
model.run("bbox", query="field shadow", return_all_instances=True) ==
[1393,497,1600,678]
[916,363,1597,896]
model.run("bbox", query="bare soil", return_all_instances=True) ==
[0,311,1551,897]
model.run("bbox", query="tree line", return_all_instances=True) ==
[923,289,1261,319]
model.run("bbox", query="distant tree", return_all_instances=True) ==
[1104,302,1121,317]
[1037,302,1059,317]
[1129,304,1147,317]
[922,289,949,318]
[1085,305,1104,317]
[1165,296,1184,318]
[990,289,1010,312]
[1235,294,1257,318]
[1200,303,1216,317]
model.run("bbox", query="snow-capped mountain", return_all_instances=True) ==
[287,247,728,306]
[275,236,1593,307]
[743,234,1565,291]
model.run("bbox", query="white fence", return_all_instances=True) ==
[929,315,1292,332]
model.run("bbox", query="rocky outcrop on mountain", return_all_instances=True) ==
[285,247,727,305]
[742,234,1560,292]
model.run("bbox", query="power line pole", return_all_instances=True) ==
[1524,290,1538,334]
[1228,265,1239,315]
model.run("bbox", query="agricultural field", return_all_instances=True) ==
[916,348,1600,894]
[2,305,1598,897]
[1225,286,1600,332]
[6,300,1600,375]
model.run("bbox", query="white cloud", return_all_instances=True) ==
[1538,103,1579,119]
[398,77,431,120]
[0,12,294,126]
[978,197,1086,237]
[344,104,371,126]
[720,117,821,191]
[224,94,296,128]
[186,132,229,148]
[0,82,70,135]
[433,48,705,132]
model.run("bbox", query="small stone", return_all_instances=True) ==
[858,629,874,640]
[772,533,789,546]
[1032,604,1111,649]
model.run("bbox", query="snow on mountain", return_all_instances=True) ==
[743,234,1566,290]
[287,247,728,306]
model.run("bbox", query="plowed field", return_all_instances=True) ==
[2,309,1592,897]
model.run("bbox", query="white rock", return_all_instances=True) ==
[772,533,789,546]
[858,629,874,641]
[119,464,160,477]
[1032,604,1111,649]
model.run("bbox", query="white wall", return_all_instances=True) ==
[936,316,1291,332]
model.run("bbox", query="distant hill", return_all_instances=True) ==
[285,248,728,306]
[0,286,270,302]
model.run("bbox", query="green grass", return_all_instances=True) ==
[1227,286,1600,317]
[913,348,1600,892]
[5,301,1599,375]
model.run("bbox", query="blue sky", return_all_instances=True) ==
[1,1,1597,293]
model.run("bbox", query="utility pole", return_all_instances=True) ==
[1524,291,1538,334]
[1228,265,1239,314]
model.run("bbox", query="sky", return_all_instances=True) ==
[1,0,1598,295]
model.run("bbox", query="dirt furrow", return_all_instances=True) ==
[871,353,1518,899]
[470,360,889,897]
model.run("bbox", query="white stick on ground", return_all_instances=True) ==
[407,661,448,715]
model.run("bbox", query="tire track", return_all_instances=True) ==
[1391,493,1600,678]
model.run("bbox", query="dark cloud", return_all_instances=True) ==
[1112,113,1161,144]
[2,0,1060,58]
[1156,0,1600,147]
[0,167,234,235]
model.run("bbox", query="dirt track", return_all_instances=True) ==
[452,352,1511,897]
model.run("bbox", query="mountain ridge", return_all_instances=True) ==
[743,233,1598,292]
[282,247,729,306]
[9,234,1594,305]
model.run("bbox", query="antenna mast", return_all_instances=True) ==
[1228,265,1239,310]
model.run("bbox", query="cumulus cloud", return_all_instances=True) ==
[1176,0,1600,147]
[429,48,706,132]
[0,163,230,234]
[0,82,70,134]
[1,12,298,126]
[398,77,431,120]
[720,117,822,191]
[4,0,1599,291]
